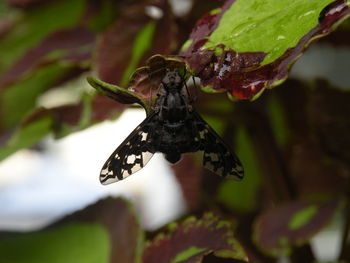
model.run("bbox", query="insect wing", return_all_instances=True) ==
[100,112,156,185]
[193,112,244,180]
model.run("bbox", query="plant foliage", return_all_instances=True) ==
[0,0,350,262]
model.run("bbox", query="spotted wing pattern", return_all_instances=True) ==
[193,112,244,180]
[100,112,157,185]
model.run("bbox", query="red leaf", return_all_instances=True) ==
[0,27,95,87]
[253,198,341,257]
[96,0,176,85]
[143,213,247,263]
[172,154,202,211]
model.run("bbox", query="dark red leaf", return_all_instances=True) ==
[253,198,341,257]
[0,18,13,37]
[172,154,202,211]
[90,94,126,122]
[96,0,177,85]
[143,213,247,263]
[275,79,350,196]
[308,80,350,166]
[0,27,95,87]
[128,54,186,99]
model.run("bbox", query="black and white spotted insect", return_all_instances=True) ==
[100,68,244,184]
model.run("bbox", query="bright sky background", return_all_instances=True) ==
[0,109,186,231]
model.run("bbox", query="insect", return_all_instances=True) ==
[100,62,244,184]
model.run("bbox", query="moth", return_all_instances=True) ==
[100,68,244,184]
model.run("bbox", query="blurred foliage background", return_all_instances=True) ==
[0,0,350,262]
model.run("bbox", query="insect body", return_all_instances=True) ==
[100,69,244,184]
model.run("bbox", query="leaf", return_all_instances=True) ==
[89,93,127,122]
[181,0,350,100]
[0,115,52,161]
[273,79,350,196]
[95,0,177,86]
[143,213,247,263]
[0,17,12,37]
[87,76,149,113]
[253,197,342,257]
[0,198,143,263]
[217,127,262,212]
[0,26,95,86]
[53,197,144,263]
[90,54,188,114]
[0,63,81,130]
[0,90,126,160]
[0,0,86,74]
[128,54,187,100]
[171,154,202,210]
[308,79,350,166]
[0,223,110,263]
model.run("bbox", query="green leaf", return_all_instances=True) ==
[87,76,150,113]
[1,63,73,129]
[171,246,206,263]
[56,197,144,263]
[0,223,110,263]
[120,21,156,86]
[0,1,11,14]
[0,115,52,161]
[204,0,339,65]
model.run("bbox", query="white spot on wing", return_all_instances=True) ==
[127,155,137,164]
[141,132,148,141]
[100,167,110,175]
